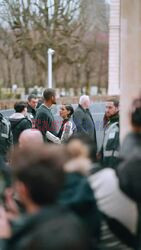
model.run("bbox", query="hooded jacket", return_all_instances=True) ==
[9,113,32,144]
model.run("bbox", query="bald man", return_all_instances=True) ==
[73,95,97,151]
[19,129,44,149]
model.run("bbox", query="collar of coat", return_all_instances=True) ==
[108,112,119,125]
[78,104,89,113]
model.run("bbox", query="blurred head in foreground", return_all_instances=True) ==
[67,135,97,162]
[64,135,97,175]
[9,145,91,250]
[130,96,141,132]
[19,129,44,149]
[10,145,67,212]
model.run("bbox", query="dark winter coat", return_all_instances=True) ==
[73,105,97,150]
[5,206,90,250]
[9,113,32,144]
[58,172,101,249]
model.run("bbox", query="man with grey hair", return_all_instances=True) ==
[19,129,44,149]
[73,95,97,150]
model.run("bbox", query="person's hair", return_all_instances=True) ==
[11,145,67,205]
[43,88,55,101]
[14,101,27,113]
[67,135,97,163]
[28,94,37,102]
[64,105,74,118]
[79,95,90,106]
[131,97,141,127]
[107,99,119,108]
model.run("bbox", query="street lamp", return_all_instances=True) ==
[48,48,55,88]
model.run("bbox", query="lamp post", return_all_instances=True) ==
[48,48,55,88]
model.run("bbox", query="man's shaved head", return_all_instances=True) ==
[19,129,44,149]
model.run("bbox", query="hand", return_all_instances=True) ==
[0,206,11,239]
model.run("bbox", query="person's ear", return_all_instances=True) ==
[15,181,29,200]
[116,107,119,112]
[51,96,55,102]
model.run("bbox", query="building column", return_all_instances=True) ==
[108,0,120,95]
[120,0,141,140]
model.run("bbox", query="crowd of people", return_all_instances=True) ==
[0,88,141,250]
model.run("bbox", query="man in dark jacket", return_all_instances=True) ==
[99,99,120,169]
[35,88,57,141]
[9,102,32,144]
[27,94,38,120]
[73,95,97,151]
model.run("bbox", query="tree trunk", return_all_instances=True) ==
[85,69,90,95]
[21,51,28,93]
[97,51,104,94]
[7,57,12,88]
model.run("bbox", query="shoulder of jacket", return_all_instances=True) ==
[20,117,31,124]
[2,116,10,125]
[74,107,85,115]
[63,121,72,129]
[66,120,73,126]
[109,121,119,130]
[36,108,49,116]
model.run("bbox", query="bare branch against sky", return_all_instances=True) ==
[0,0,109,93]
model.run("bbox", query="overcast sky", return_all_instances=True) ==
[105,0,111,3]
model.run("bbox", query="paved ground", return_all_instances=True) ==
[1,102,105,150]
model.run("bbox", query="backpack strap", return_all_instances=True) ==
[0,116,10,139]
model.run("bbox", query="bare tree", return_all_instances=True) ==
[0,0,109,94]
[0,0,80,87]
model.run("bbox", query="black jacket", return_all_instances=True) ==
[73,105,97,149]
[9,115,32,144]
[117,153,141,249]
[27,104,36,119]
[59,173,101,249]
[35,104,57,141]
[5,206,91,250]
